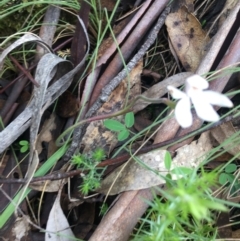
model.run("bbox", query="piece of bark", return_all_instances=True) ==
[89,189,153,241]
[71,0,90,67]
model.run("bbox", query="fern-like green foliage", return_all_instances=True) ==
[71,148,106,195]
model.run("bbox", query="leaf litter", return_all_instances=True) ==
[97,132,213,195]
[45,183,75,241]
[1,1,240,240]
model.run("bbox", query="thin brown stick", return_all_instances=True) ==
[9,55,39,87]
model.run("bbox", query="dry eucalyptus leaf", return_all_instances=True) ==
[0,33,51,70]
[82,60,142,154]
[211,122,240,157]
[11,217,30,241]
[171,0,194,12]
[165,6,210,71]
[45,185,75,241]
[30,164,69,192]
[20,53,70,208]
[0,53,71,154]
[173,131,213,166]
[132,72,193,113]
[97,132,213,195]
[30,179,67,192]
[36,114,57,155]
[96,149,167,195]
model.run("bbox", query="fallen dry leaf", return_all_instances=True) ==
[211,121,240,157]
[30,179,67,192]
[171,0,194,12]
[97,149,167,195]
[97,132,213,195]
[165,6,209,71]
[82,60,142,154]
[173,131,213,166]
[45,184,75,241]
[36,114,58,155]
[132,72,193,113]
[30,164,69,192]
[11,216,30,241]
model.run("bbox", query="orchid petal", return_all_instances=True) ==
[191,93,219,122]
[167,86,187,99]
[201,90,233,108]
[186,75,209,91]
[175,96,192,128]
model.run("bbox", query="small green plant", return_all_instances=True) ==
[163,151,194,180]
[71,148,106,195]
[219,163,237,185]
[103,112,135,141]
[132,153,229,240]
[133,168,227,241]
[218,163,240,195]
[19,140,29,153]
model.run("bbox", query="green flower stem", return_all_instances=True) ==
[56,96,173,147]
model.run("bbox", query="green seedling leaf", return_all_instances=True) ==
[225,163,237,173]
[125,112,134,128]
[19,140,29,153]
[19,140,29,146]
[118,129,129,141]
[164,151,172,170]
[166,173,172,180]
[104,119,126,131]
[171,167,193,176]
[20,145,28,153]
[225,173,235,184]
[219,173,228,185]
[219,173,235,185]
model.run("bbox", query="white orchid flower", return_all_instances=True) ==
[167,75,233,128]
